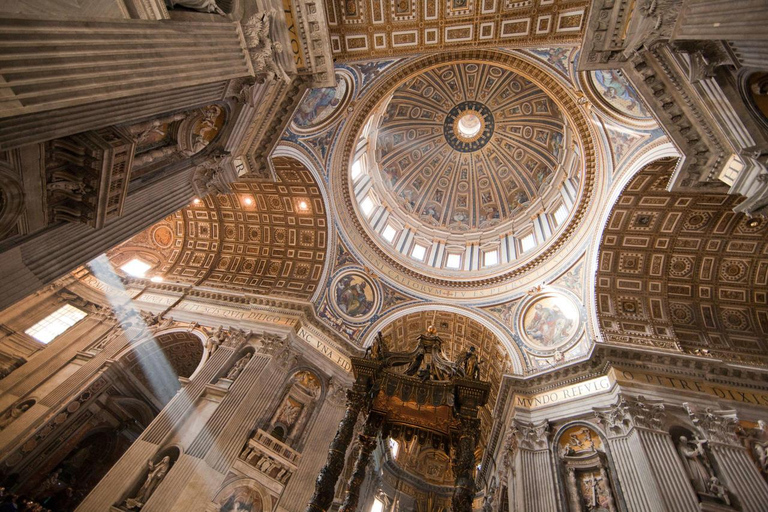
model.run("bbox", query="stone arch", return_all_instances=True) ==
[210,477,273,512]
[363,303,525,376]
[114,329,206,407]
[108,155,329,300]
[273,143,335,302]
[586,141,679,340]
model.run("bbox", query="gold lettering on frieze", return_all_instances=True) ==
[613,368,768,407]
[136,293,177,306]
[513,376,613,410]
[297,327,351,372]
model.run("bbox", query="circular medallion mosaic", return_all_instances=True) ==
[291,70,353,133]
[330,270,379,322]
[443,100,494,152]
[516,290,584,353]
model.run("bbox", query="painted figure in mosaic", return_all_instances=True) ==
[335,275,373,318]
[525,303,574,347]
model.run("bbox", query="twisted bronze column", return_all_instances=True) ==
[305,390,367,512]
[451,417,480,512]
[339,412,384,512]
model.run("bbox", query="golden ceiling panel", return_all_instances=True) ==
[325,0,589,61]
[596,158,768,365]
[110,157,327,300]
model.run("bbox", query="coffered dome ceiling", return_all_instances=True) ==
[335,50,596,300]
[373,62,566,235]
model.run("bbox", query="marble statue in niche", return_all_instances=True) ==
[676,434,731,505]
[165,0,225,15]
[124,456,171,509]
[0,400,33,430]
[677,435,715,493]
[226,353,252,380]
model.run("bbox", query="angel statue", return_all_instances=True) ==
[165,0,225,15]
[455,346,480,379]
[365,332,388,361]
[206,326,225,355]
[124,456,172,509]
[242,9,274,47]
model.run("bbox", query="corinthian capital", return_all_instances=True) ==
[595,395,666,437]
[512,419,550,450]
[683,403,740,446]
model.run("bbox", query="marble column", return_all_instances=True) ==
[510,419,558,512]
[685,405,768,512]
[305,389,367,512]
[452,417,481,512]
[0,17,250,120]
[673,0,768,42]
[595,395,698,512]
[339,412,384,512]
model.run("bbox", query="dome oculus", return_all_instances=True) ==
[444,101,494,151]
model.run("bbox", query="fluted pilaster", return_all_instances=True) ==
[595,395,698,512]
[305,389,366,512]
[686,405,768,512]
[511,419,557,512]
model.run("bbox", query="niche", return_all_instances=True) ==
[556,424,619,512]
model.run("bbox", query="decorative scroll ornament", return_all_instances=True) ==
[594,395,666,437]
[683,403,740,446]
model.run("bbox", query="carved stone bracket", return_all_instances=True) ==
[595,395,666,437]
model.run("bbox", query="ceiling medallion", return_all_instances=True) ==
[444,100,494,152]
